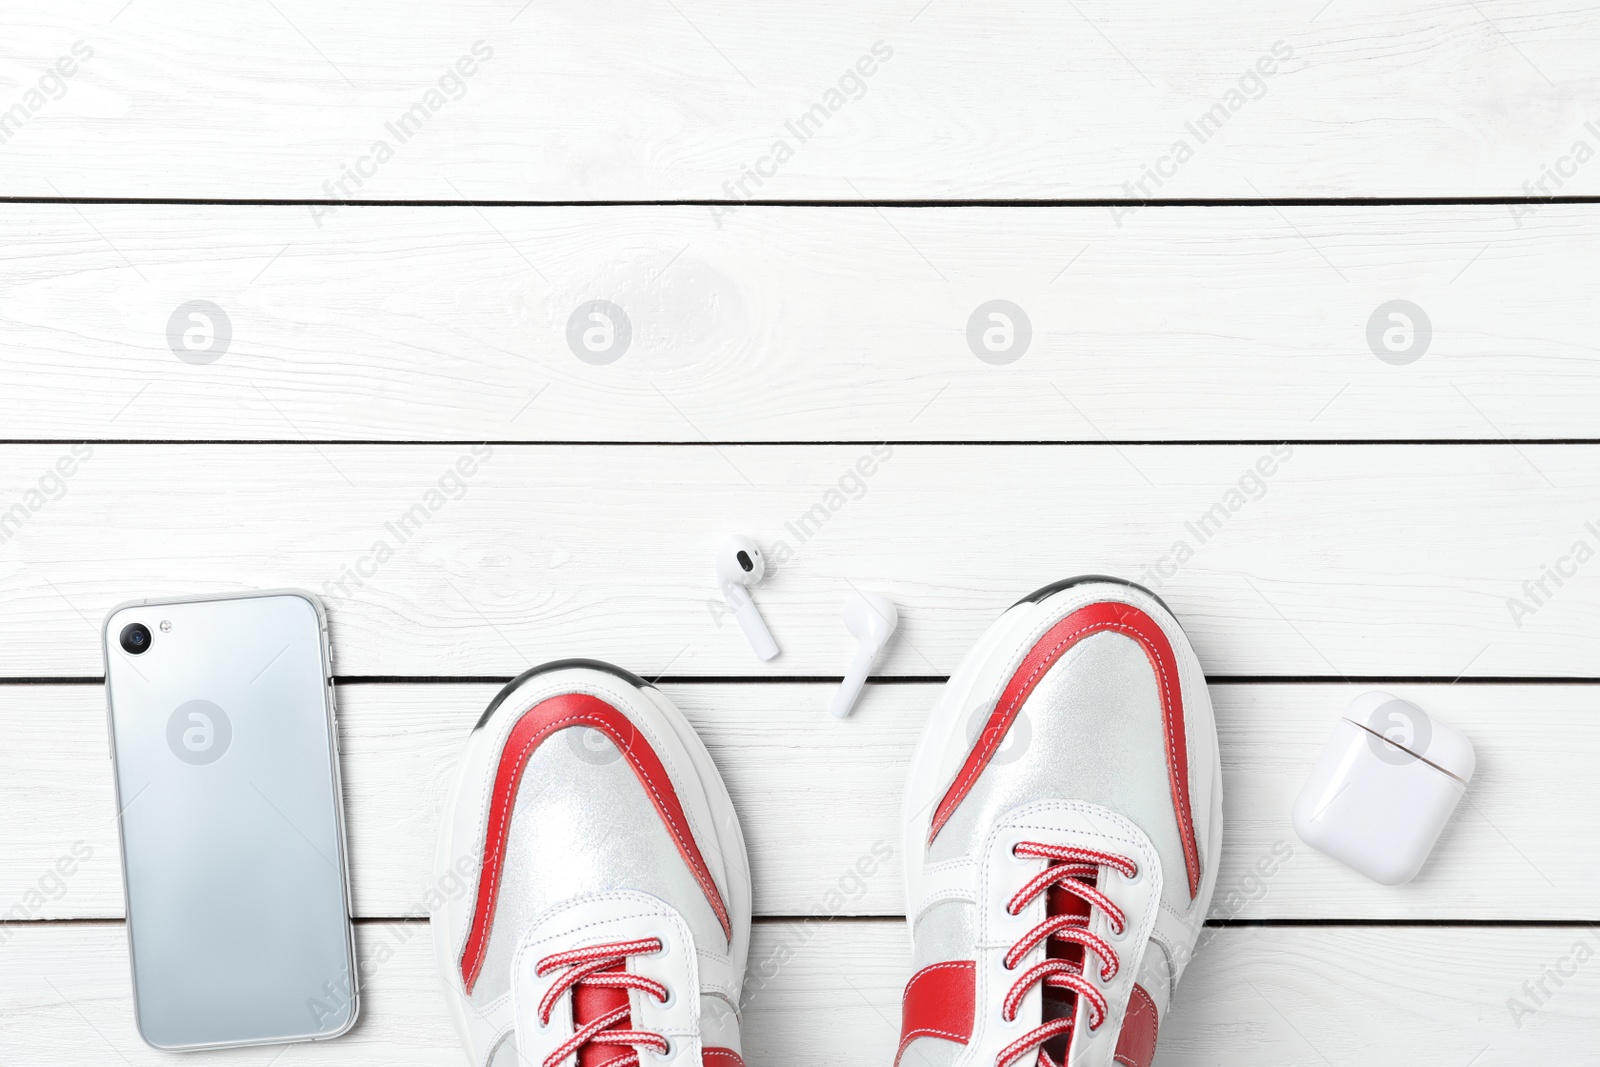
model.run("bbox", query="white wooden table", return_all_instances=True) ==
[3,2,1599,1063]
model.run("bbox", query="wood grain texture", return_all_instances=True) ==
[5,0,1592,1057]
[3,682,1593,921]
[2,920,1594,1064]
[0,443,1595,678]
[4,3,1597,199]
[3,206,1600,442]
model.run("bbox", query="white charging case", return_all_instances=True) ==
[1291,691,1475,885]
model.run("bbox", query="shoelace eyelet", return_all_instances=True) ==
[657,984,676,1009]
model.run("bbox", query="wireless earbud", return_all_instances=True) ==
[715,536,779,661]
[829,591,898,719]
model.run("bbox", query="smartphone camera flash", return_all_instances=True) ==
[160,620,172,632]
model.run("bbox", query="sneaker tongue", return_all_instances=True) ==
[1046,882,1093,921]
[1042,870,1097,1063]
[961,805,1165,1067]
[511,892,704,1067]
[573,964,633,1067]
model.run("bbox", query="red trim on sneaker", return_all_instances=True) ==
[894,962,1160,1066]
[458,692,733,992]
[895,960,975,1066]
[1113,984,1160,1067]
[927,601,1202,899]
[702,1049,746,1067]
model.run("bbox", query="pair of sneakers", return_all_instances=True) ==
[432,578,1222,1067]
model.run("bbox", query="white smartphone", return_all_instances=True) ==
[103,590,358,1050]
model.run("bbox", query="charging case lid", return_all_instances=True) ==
[1342,691,1475,783]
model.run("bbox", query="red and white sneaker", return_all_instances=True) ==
[899,578,1223,1067]
[432,660,752,1067]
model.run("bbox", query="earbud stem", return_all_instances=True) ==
[733,600,779,662]
[830,646,874,718]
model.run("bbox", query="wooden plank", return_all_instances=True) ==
[4,206,1600,442]
[0,443,1596,677]
[2,920,1593,1063]
[4,682,1594,921]
[4,3,1596,199]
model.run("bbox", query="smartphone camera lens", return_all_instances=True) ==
[120,623,153,655]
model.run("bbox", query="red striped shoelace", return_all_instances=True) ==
[536,937,671,1067]
[995,843,1138,1067]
